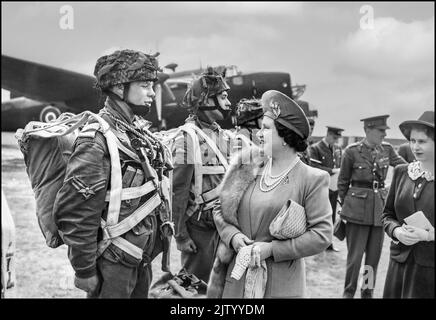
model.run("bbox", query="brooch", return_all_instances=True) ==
[270,100,281,119]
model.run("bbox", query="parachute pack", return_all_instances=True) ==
[15,111,123,249]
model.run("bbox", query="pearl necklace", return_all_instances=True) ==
[260,156,300,192]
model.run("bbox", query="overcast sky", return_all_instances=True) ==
[1,2,434,138]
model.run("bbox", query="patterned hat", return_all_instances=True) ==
[262,90,310,139]
[181,67,230,113]
[236,98,263,125]
[94,49,162,89]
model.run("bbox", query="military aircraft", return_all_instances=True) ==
[2,55,317,131]
[164,64,318,128]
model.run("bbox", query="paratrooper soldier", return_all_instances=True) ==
[171,67,232,283]
[338,115,406,298]
[53,49,173,298]
[232,98,263,152]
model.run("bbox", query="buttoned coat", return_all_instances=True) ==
[209,147,332,298]
[382,164,434,267]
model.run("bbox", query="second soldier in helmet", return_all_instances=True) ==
[171,67,233,284]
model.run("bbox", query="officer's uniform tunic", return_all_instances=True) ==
[337,139,406,297]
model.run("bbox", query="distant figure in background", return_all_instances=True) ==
[338,115,406,298]
[398,142,416,163]
[308,126,344,252]
[299,118,315,164]
[382,111,434,298]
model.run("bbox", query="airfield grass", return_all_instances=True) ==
[2,132,390,298]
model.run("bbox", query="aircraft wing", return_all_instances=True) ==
[1,55,100,111]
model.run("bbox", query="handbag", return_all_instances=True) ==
[269,199,307,240]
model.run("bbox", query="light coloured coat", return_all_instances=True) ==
[208,147,333,298]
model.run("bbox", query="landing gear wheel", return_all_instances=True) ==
[39,106,61,123]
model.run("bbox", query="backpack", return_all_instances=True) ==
[15,111,122,248]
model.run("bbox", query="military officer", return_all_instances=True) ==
[337,115,406,298]
[309,126,344,251]
[53,49,173,298]
[171,67,232,283]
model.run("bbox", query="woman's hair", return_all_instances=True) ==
[274,121,308,152]
[409,124,434,141]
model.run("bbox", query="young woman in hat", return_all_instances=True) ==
[382,111,434,298]
[209,90,332,298]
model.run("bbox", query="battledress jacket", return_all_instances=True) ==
[171,116,232,243]
[53,98,166,278]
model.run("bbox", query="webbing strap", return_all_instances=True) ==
[179,123,229,207]
[178,126,203,205]
[96,236,143,260]
[104,180,156,202]
[185,123,229,170]
[111,130,141,162]
[102,192,161,239]
[198,166,226,175]
[202,201,216,212]
[111,237,143,260]
[200,186,221,204]
[98,123,122,226]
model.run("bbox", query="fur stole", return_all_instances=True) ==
[207,147,266,298]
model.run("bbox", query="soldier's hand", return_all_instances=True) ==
[177,237,197,253]
[231,232,254,252]
[393,225,420,246]
[74,274,100,295]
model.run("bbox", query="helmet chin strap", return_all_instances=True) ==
[198,96,230,119]
[122,83,151,114]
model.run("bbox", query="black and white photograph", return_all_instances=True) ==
[1,1,434,304]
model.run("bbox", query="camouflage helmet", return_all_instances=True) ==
[236,98,263,126]
[181,67,230,113]
[94,49,161,90]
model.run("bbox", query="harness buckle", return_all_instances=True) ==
[373,180,379,193]
[102,226,112,240]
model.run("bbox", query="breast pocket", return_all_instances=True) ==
[352,162,370,181]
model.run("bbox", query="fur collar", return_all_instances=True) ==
[219,146,267,227]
